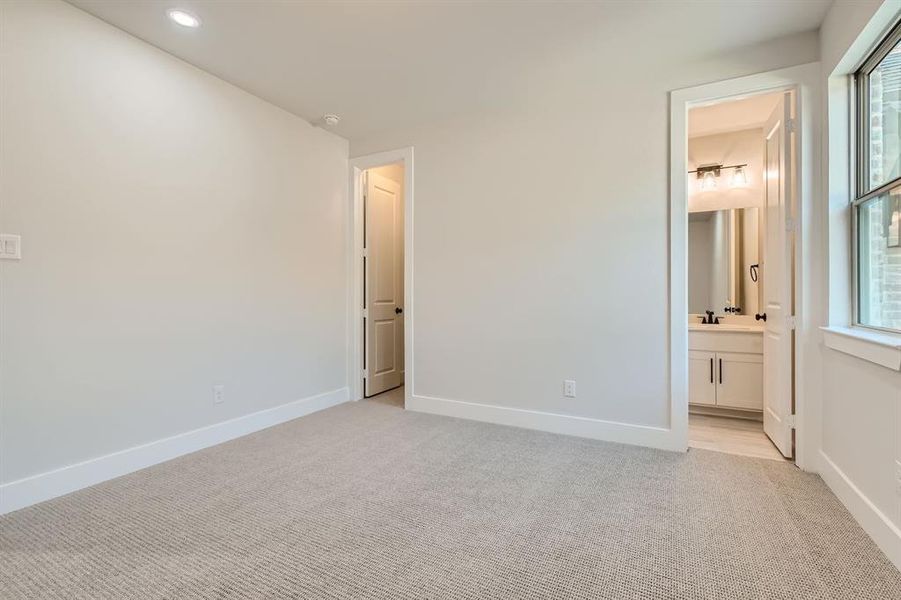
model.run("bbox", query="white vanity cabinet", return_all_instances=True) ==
[688,350,717,406]
[716,352,763,410]
[688,328,763,412]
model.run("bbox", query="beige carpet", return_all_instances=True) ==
[2,396,900,599]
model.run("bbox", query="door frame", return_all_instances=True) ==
[669,63,820,470]
[348,147,414,405]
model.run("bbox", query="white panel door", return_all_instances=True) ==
[761,91,795,458]
[364,171,403,397]
[688,350,716,406]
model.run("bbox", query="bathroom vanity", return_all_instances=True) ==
[688,322,763,414]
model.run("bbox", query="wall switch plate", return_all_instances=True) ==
[0,234,21,260]
[213,385,225,404]
[564,380,576,398]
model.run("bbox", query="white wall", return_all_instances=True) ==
[817,0,901,569]
[351,32,819,436]
[0,0,348,491]
[821,0,891,75]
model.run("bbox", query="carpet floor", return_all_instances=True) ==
[2,393,900,599]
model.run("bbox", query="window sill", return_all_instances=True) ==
[821,326,901,371]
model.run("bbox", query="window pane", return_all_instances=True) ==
[858,188,901,330]
[868,40,901,191]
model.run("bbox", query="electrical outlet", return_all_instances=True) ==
[0,234,21,260]
[213,384,225,405]
[564,380,576,398]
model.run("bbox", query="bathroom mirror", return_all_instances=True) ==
[688,207,761,316]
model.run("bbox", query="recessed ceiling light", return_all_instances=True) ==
[168,9,200,28]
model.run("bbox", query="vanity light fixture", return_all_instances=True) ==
[168,9,201,28]
[688,163,748,191]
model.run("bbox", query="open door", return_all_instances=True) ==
[761,91,796,458]
[363,170,403,397]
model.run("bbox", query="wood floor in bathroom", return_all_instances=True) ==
[688,414,787,461]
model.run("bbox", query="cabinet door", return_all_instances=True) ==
[715,352,763,411]
[689,350,716,406]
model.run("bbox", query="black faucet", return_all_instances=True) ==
[702,310,719,325]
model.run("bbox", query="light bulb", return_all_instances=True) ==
[731,166,748,187]
[700,170,717,191]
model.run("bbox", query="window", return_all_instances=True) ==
[855,23,901,333]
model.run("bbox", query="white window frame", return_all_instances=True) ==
[852,21,901,335]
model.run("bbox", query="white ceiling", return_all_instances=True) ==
[68,1,832,141]
[688,92,784,138]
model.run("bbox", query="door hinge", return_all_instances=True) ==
[785,413,796,429]
[787,118,797,133]
[786,315,797,330]
[362,368,369,378]
[362,248,369,258]
[362,308,368,318]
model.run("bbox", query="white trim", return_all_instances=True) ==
[0,387,349,515]
[408,394,681,452]
[821,326,901,370]
[348,147,414,406]
[818,450,901,570]
[670,63,822,469]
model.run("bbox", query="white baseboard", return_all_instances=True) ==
[818,450,901,570]
[0,387,349,515]
[408,393,681,452]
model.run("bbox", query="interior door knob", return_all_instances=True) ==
[395,307,403,314]
[755,313,767,322]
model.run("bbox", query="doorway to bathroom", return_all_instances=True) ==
[361,162,405,399]
[685,90,792,461]
[670,65,815,464]
[348,148,413,408]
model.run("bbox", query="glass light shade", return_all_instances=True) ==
[731,166,748,187]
